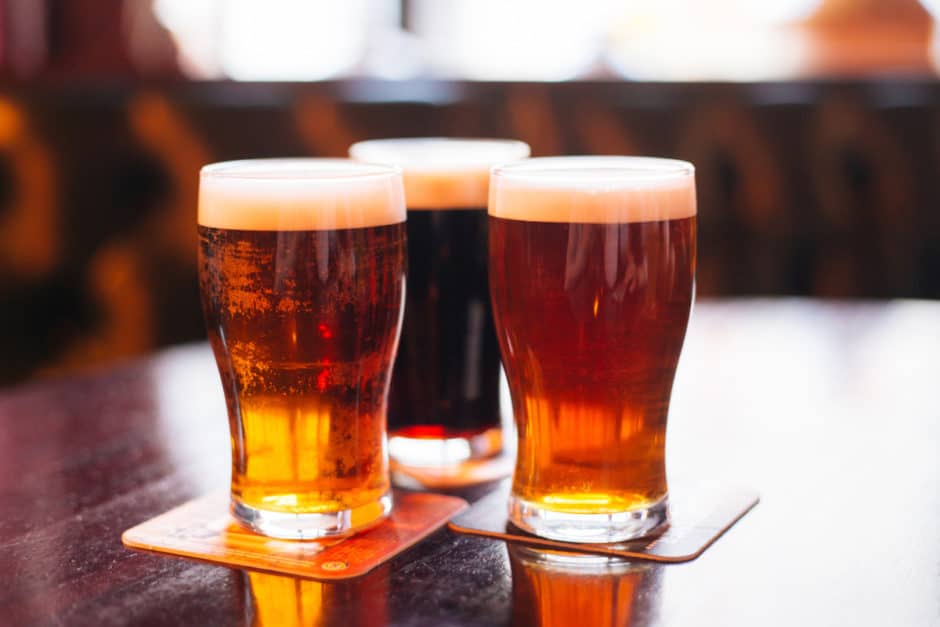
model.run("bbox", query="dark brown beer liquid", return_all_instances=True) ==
[388,208,501,445]
[490,216,695,514]
[199,224,406,514]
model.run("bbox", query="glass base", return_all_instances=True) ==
[389,427,502,467]
[231,492,392,540]
[508,493,668,544]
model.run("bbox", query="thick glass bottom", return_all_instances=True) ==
[508,493,668,544]
[389,426,502,467]
[231,492,392,540]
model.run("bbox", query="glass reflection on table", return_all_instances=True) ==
[509,546,662,627]
[242,566,389,627]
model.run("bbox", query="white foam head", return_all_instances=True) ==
[198,159,405,231]
[349,138,530,209]
[489,156,696,224]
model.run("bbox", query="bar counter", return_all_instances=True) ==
[1,300,937,626]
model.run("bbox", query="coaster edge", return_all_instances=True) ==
[447,486,761,564]
[121,492,470,581]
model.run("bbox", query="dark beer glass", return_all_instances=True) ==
[489,156,696,542]
[198,159,406,538]
[349,138,529,467]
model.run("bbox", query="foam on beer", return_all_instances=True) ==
[489,156,696,224]
[198,159,406,231]
[349,138,530,209]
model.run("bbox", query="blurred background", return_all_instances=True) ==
[0,0,938,385]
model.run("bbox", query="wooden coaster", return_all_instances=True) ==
[448,481,758,563]
[122,490,468,580]
[390,454,514,490]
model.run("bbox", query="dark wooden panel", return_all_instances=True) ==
[0,80,938,378]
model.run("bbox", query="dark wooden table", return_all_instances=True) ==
[2,300,938,626]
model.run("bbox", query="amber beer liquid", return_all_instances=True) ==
[198,159,406,539]
[350,138,530,468]
[489,157,696,543]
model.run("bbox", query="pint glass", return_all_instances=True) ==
[349,138,529,467]
[489,156,696,542]
[198,159,407,538]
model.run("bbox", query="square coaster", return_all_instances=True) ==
[122,490,468,580]
[391,453,514,490]
[448,481,758,563]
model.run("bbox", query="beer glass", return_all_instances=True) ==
[349,138,529,467]
[198,159,407,538]
[489,156,696,542]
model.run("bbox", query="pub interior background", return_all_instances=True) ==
[0,0,938,386]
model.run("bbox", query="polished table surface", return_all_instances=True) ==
[1,300,938,626]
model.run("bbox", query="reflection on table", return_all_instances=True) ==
[509,546,661,627]
[243,567,389,627]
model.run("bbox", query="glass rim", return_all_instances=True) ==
[200,158,402,182]
[488,155,696,223]
[491,156,694,186]
[349,137,531,169]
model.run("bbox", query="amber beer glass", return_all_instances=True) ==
[489,156,696,542]
[198,159,406,538]
[349,138,529,467]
